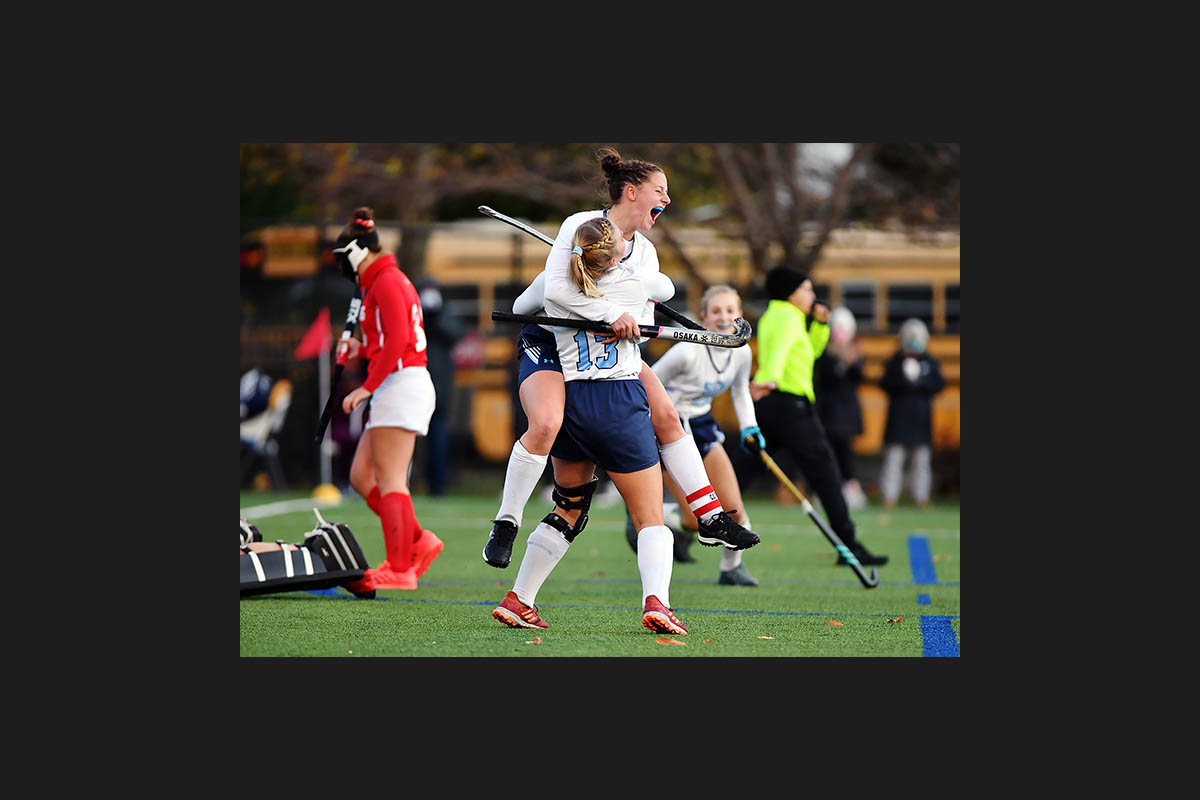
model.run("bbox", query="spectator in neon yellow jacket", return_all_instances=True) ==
[751,265,888,567]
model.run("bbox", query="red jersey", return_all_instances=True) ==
[357,254,428,393]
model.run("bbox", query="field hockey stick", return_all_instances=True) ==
[314,288,363,444]
[492,310,751,348]
[477,205,707,332]
[755,445,879,588]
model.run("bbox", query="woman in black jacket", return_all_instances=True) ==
[814,306,868,511]
[879,319,946,508]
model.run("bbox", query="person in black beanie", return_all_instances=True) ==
[749,265,888,567]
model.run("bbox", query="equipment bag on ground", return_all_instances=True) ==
[240,512,371,598]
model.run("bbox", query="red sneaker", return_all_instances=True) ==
[642,595,688,635]
[367,561,418,590]
[492,590,549,629]
[411,529,444,578]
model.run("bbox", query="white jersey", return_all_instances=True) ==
[543,210,660,382]
[651,339,759,429]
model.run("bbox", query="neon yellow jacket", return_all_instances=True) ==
[752,299,830,402]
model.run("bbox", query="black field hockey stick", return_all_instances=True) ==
[477,205,707,332]
[314,288,363,444]
[492,310,751,348]
[756,445,879,588]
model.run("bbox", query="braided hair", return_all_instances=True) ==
[570,216,620,298]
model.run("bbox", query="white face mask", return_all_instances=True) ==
[332,238,372,281]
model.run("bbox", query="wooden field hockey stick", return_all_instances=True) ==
[492,310,751,348]
[477,205,707,332]
[314,288,363,444]
[755,444,879,588]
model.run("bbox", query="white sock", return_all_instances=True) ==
[495,439,548,527]
[637,525,674,608]
[511,522,570,607]
[658,435,723,522]
[720,518,748,571]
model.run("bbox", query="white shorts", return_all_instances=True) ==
[364,366,436,436]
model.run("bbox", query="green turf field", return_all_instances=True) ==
[239,490,959,657]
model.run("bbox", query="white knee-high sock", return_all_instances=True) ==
[658,435,723,523]
[637,525,675,607]
[719,517,749,571]
[495,440,548,527]
[511,522,570,607]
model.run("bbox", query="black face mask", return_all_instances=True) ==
[332,232,379,282]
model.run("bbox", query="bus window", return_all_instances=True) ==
[841,282,876,332]
[887,284,933,332]
[945,283,960,334]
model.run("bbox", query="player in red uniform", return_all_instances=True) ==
[333,207,443,591]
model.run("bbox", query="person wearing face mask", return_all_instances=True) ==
[330,207,443,592]
[750,265,888,568]
[878,318,946,509]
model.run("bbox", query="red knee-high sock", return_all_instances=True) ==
[378,491,415,571]
[396,491,424,543]
[366,486,381,515]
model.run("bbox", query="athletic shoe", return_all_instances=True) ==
[836,542,889,567]
[642,595,688,635]
[696,511,760,550]
[672,528,696,563]
[412,529,444,577]
[367,561,418,590]
[718,563,759,586]
[483,519,518,568]
[491,590,548,629]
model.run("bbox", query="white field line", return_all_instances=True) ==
[241,496,343,519]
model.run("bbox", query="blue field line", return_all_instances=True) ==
[920,616,960,656]
[907,535,939,585]
[301,589,952,621]
[916,594,932,605]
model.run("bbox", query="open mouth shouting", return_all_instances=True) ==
[650,206,665,224]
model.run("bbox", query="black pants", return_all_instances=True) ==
[826,431,857,483]
[755,391,857,546]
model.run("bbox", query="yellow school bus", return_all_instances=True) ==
[419,221,960,462]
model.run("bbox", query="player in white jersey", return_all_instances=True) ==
[484,148,759,576]
[492,216,690,634]
[636,285,765,586]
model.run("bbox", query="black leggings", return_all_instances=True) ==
[755,392,857,545]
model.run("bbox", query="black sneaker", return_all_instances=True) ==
[836,542,888,566]
[483,519,519,568]
[672,528,696,563]
[718,563,759,586]
[696,511,760,550]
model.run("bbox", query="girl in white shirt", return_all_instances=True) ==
[648,285,764,586]
[484,148,759,576]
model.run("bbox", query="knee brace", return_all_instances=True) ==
[543,477,599,542]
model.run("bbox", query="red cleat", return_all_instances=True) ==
[642,595,688,635]
[366,560,417,590]
[411,529,444,578]
[492,590,549,629]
